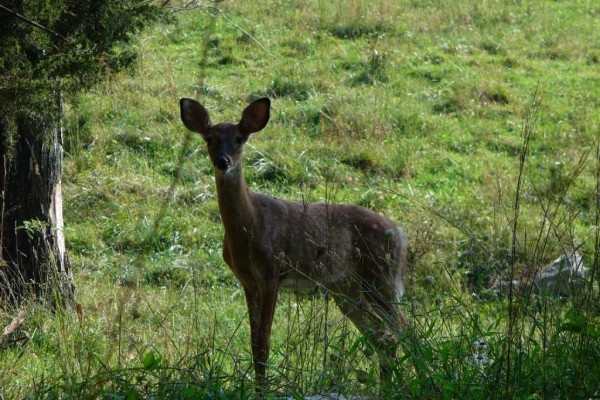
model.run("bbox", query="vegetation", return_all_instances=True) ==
[1,0,599,398]
[0,0,162,304]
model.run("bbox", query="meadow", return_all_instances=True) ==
[1,0,599,398]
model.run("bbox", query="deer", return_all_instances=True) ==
[179,97,410,395]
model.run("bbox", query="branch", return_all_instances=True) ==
[0,308,27,348]
[0,4,69,43]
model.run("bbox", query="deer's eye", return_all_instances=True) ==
[236,135,244,145]
[205,137,213,146]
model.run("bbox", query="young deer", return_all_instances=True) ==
[180,97,409,393]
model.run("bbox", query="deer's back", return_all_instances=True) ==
[247,193,406,292]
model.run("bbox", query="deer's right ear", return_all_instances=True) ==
[180,98,211,137]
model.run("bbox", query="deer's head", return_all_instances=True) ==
[180,98,270,177]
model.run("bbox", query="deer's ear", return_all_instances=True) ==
[180,98,211,137]
[239,98,270,136]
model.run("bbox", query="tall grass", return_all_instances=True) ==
[1,0,599,398]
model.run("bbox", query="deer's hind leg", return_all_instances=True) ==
[361,278,406,390]
[331,280,401,392]
[365,272,409,385]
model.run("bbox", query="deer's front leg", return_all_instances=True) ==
[244,281,279,392]
[244,285,265,388]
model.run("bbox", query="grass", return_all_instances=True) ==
[2,0,600,398]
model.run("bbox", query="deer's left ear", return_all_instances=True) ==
[239,98,270,136]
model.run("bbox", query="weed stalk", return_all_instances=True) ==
[503,86,542,398]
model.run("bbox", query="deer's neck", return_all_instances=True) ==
[215,165,255,235]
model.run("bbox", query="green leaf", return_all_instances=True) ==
[142,351,160,369]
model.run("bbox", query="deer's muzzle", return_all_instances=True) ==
[215,155,231,171]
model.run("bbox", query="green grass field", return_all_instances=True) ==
[1,1,599,398]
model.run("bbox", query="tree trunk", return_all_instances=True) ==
[0,95,75,307]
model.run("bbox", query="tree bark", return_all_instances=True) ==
[0,95,75,307]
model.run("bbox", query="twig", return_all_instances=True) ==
[386,187,488,251]
[166,0,272,56]
[207,6,273,57]
[164,0,223,12]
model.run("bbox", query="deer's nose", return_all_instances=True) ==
[215,155,231,170]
